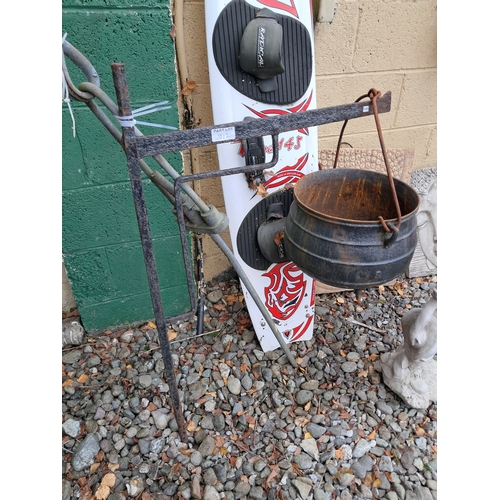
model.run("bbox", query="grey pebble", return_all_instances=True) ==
[241,374,253,390]
[190,450,202,466]
[62,418,81,438]
[293,453,313,471]
[351,455,374,478]
[71,433,100,472]
[313,490,330,500]
[138,374,152,388]
[352,438,372,458]
[376,401,394,415]
[306,422,327,438]
[296,389,314,405]
[341,361,357,373]
[199,435,216,458]
[207,290,223,303]
[202,484,220,500]
[227,376,242,395]
[151,410,169,430]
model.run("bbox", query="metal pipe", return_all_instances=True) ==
[210,233,297,367]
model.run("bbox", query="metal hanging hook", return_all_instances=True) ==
[332,88,403,244]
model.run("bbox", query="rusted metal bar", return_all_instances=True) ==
[135,92,391,158]
[111,62,188,444]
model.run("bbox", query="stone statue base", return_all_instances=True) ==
[379,352,437,409]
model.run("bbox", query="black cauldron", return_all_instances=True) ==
[284,168,420,289]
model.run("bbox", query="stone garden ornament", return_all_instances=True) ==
[380,288,437,409]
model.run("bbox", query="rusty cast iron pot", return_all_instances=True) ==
[284,168,420,289]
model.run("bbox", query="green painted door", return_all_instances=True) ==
[62,0,191,333]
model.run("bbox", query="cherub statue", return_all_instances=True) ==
[379,289,437,408]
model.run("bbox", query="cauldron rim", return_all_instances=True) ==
[293,168,420,224]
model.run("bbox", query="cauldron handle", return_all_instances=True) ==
[332,88,403,240]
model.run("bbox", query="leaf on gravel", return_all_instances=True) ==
[240,363,249,372]
[339,350,346,358]
[266,464,280,486]
[79,485,93,500]
[89,463,100,474]
[334,448,344,460]
[214,436,225,448]
[291,462,304,476]
[336,297,345,304]
[235,441,250,452]
[246,415,256,428]
[94,486,110,499]
[187,420,197,433]
[101,473,116,488]
[372,478,382,488]
[95,473,116,500]
[414,426,426,437]
[167,329,177,341]
[358,369,368,378]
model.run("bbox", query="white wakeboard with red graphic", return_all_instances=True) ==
[205,0,318,351]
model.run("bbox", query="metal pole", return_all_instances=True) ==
[111,62,188,443]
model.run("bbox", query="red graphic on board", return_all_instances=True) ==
[263,262,306,320]
[264,153,308,189]
[257,0,298,18]
[283,315,314,342]
[282,282,315,341]
[243,91,314,136]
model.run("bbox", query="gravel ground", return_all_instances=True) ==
[62,273,438,500]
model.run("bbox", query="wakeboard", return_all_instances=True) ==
[205,0,318,351]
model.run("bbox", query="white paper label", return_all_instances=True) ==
[363,105,370,113]
[211,126,236,142]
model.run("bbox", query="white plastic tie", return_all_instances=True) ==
[115,100,177,130]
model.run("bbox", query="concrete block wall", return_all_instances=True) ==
[62,0,192,332]
[177,0,437,281]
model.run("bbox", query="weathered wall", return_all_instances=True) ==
[62,0,191,332]
[177,0,437,281]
